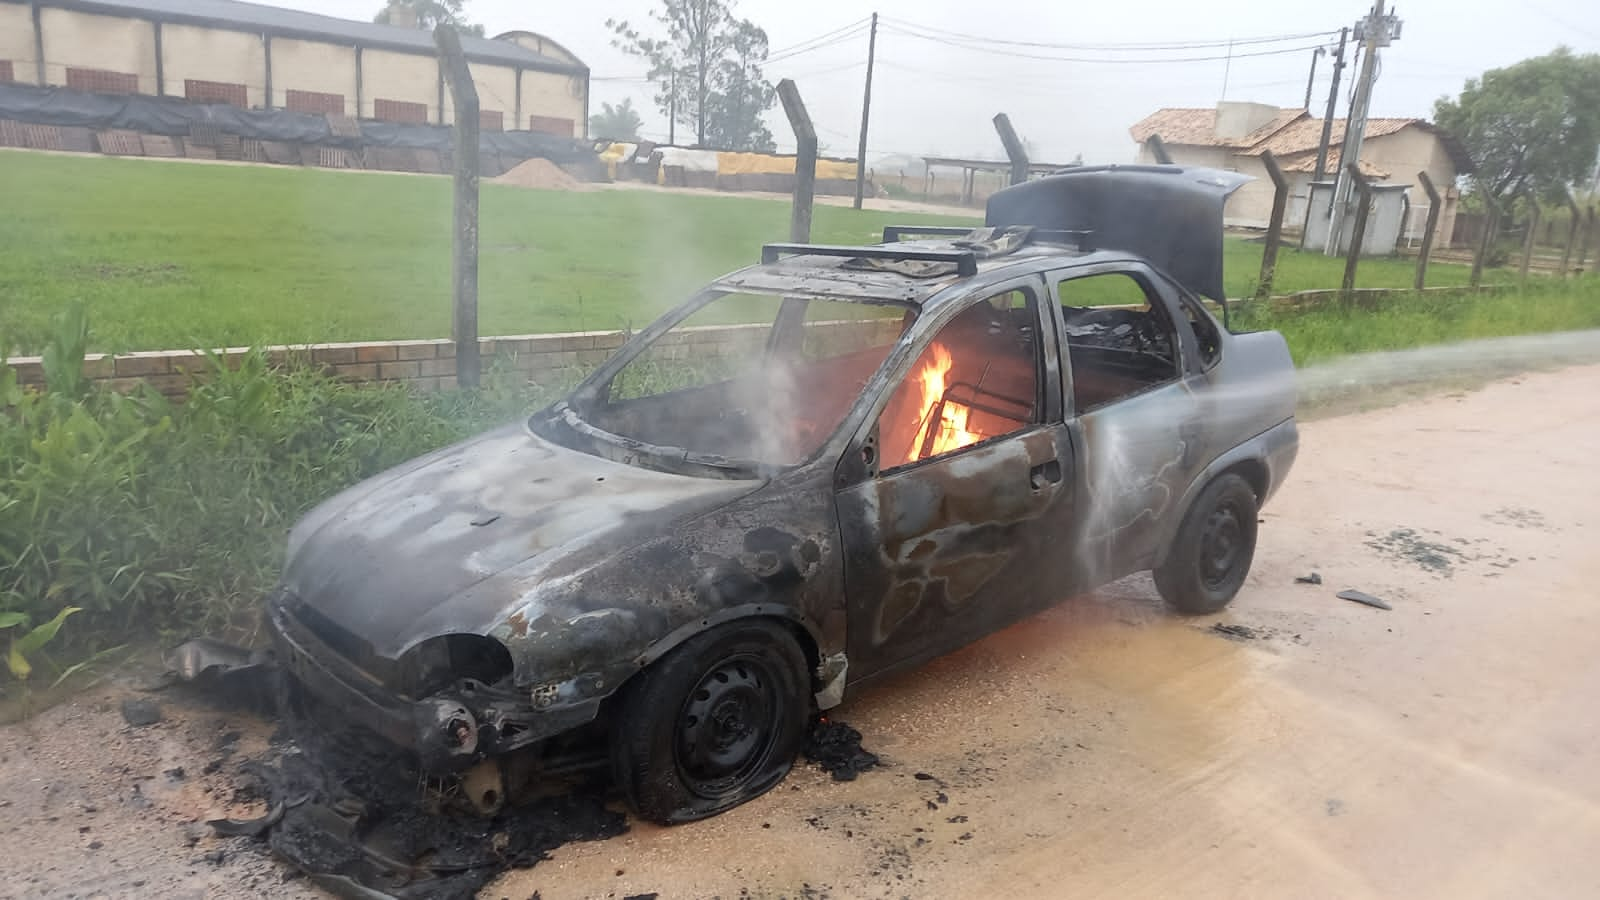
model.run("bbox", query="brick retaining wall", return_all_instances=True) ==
[5,319,906,398]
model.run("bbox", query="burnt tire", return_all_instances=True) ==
[610,619,810,824]
[1154,473,1259,616]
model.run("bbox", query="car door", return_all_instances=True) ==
[1050,262,1207,583]
[833,276,1077,682]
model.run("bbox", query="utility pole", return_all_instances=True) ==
[1312,28,1348,183]
[1303,46,1325,110]
[1324,3,1401,257]
[668,68,676,145]
[852,12,879,211]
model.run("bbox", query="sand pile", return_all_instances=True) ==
[495,157,584,191]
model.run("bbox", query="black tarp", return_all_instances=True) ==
[0,83,595,165]
[985,165,1251,300]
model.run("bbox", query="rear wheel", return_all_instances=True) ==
[1154,473,1259,615]
[610,620,810,824]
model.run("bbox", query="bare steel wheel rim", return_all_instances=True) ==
[675,652,780,798]
[1200,502,1245,590]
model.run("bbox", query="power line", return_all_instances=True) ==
[881,17,1338,52]
[766,20,871,64]
[878,25,1331,64]
[766,16,871,57]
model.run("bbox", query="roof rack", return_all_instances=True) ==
[881,224,1096,252]
[760,243,978,277]
[881,225,973,242]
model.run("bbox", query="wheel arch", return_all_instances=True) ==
[620,604,825,695]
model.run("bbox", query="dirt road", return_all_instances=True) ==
[4,364,1598,899]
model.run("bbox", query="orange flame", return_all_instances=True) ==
[912,343,983,459]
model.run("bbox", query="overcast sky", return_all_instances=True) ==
[290,0,1598,166]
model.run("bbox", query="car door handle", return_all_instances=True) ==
[1030,459,1063,490]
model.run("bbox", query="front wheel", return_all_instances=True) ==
[1154,473,1259,615]
[610,620,810,824]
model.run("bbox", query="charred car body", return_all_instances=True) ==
[268,166,1299,823]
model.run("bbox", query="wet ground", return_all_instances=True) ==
[3,363,1599,899]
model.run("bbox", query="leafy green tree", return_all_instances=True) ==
[590,99,645,141]
[373,0,485,37]
[1434,48,1600,203]
[608,0,776,150]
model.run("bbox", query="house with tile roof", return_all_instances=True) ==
[1130,102,1474,247]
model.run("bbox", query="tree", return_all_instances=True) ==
[1434,48,1600,204]
[373,0,485,37]
[608,0,777,150]
[590,99,644,141]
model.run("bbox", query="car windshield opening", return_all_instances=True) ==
[572,291,912,469]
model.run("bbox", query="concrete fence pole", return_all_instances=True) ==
[1256,151,1289,299]
[777,79,817,244]
[1581,207,1598,274]
[1560,190,1582,278]
[1519,192,1541,285]
[993,114,1029,186]
[1470,195,1501,289]
[1145,134,1174,165]
[434,24,481,388]
[1414,171,1443,290]
[1341,163,1373,294]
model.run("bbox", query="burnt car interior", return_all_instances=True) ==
[584,294,909,466]
[876,289,1042,469]
[1056,272,1184,411]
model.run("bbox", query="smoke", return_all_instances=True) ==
[1296,329,1600,411]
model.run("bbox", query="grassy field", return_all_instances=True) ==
[0,150,1514,355]
[1233,279,1600,366]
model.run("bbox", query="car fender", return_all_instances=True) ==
[1152,417,1299,568]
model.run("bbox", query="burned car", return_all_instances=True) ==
[267,165,1298,824]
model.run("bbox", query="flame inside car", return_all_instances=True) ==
[913,342,985,460]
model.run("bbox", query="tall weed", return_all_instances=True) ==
[1,309,555,653]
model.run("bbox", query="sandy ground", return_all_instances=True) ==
[3,363,1598,899]
[595,179,980,218]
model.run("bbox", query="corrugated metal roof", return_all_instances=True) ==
[42,0,585,73]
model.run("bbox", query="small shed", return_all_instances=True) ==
[1303,180,1410,256]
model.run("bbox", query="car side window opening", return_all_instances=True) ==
[1056,272,1182,411]
[591,293,907,466]
[876,288,1043,471]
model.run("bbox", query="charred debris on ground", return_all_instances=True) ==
[170,663,880,899]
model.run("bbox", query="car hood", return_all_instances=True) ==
[280,422,762,659]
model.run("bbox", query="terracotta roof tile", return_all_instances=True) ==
[1276,149,1389,179]
[1128,107,1307,149]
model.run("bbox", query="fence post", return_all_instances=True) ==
[1256,150,1288,299]
[777,79,816,244]
[1519,192,1540,285]
[1145,134,1174,165]
[1560,189,1582,277]
[993,114,1029,186]
[434,24,480,388]
[1470,195,1500,288]
[1414,171,1442,290]
[1341,163,1372,294]
[1582,207,1598,274]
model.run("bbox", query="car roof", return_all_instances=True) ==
[710,240,1147,309]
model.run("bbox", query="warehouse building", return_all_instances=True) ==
[0,0,588,137]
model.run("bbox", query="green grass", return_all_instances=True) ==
[1232,278,1600,366]
[0,152,975,355]
[0,150,1515,355]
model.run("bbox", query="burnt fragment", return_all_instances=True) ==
[120,698,162,727]
[1338,589,1392,611]
[803,718,880,782]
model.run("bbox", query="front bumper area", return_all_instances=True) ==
[266,590,605,771]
